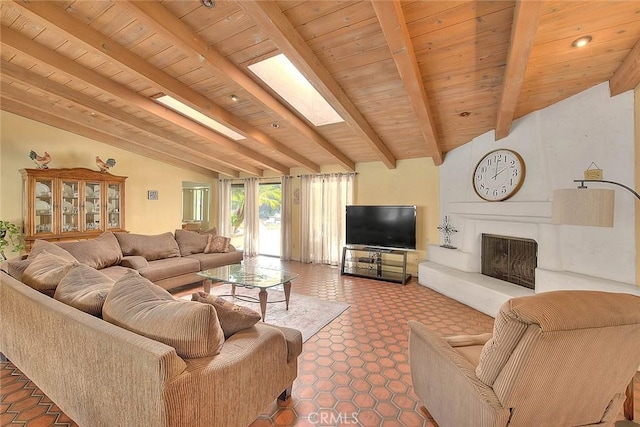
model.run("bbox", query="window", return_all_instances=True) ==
[182,182,210,231]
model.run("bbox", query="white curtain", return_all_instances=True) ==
[243,177,260,257]
[216,179,232,236]
[280,175,293,260]
[300,173,354,265]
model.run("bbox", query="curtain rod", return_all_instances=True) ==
[296,172,358,178]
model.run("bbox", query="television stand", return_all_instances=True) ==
[340,246,411,285]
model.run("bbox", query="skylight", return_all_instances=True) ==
[153,94,245,141]
[248,54,344,127]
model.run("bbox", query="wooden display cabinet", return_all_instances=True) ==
[21,168,126,249]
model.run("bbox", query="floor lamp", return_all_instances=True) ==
[552,179,640,227]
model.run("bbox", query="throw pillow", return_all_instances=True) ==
[200,227,217,236]
[174,229,209,256]
[28,240,77,262]
[22,251,78,292]
[6,241,76,282]
[54,264,114,317]
[5,258,32,282]
[56,231,123,270]
[205,235,231,253]
[115,232,181,261]
[192,291,261,338]
[103,271,225,358]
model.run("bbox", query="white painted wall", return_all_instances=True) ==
[436,82,636,288]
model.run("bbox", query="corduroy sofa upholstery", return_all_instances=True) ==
[409,290,640,427]
[51,230,242,292]
[0,267,301,427]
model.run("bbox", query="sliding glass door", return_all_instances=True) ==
[229,182,281,257]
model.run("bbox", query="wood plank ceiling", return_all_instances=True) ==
[1,0,639,178]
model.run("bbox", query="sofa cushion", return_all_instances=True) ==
[187,250,243,270]
[54,264,114,316]
[22,251,79,293]
[56,231,123,270]
[205,235,231,253]
[120,256,149,270]
[271,324,303,363]
[174,229,209,256]
[103,270,225,359]
[138,257,200,283]
[192,291,261,338]
[115,232,180,261]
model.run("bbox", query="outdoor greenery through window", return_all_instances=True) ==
[230,183,281,256]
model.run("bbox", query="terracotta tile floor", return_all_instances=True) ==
[1,256,638,426]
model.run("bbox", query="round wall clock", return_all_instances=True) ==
[472,149,525,201]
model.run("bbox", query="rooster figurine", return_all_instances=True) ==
[29,150,51,169]
[96,156,116,173]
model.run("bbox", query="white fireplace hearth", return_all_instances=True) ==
[418,201,640,317]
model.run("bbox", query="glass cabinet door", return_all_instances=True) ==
[33,178,54,235]
[107,183,122,230]
[61,180,80,233]
[84,181,102,232]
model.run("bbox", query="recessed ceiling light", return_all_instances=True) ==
[230,94,239,102]
[459,111,471,117]
[270,122,280,128]
[571,35,592,48]
[201,0,215,8]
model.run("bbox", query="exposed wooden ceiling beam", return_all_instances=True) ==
[123,0,356,171]
[610,38,640,96]
[371,0,443,166]
[495,0,544,140]
[0,97,219,178]
[0,27,283,176]
[11,0,320,174]
[240,0,397,170]
[0,56,247,177]
[0,81,235,177]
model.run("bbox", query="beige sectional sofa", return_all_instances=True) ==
[56,229,243,291]
[0,231,302,427]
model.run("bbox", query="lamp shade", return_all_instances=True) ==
[552,188,615,227]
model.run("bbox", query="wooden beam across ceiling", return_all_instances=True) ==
[240,0,397,170]
[0,26,283,176]
[371,0,443,166]
[0,61,241,177]
[494,0,544,140]
[610,38,640,97]
[11,0,321,174]
[0,97,219,178]
[123,0,356,171]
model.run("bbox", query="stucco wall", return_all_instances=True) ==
[438,82,636,286]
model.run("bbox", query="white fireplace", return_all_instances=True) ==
[419,200,640,316]
[418,83,639,317]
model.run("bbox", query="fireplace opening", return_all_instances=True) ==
[481,234,537,289]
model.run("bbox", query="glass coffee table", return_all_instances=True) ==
[198,265,298,321]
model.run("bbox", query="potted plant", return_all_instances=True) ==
[0,220,25,260]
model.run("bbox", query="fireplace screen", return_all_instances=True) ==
[481,234,537,289]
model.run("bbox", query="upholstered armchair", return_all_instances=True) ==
[409,290,640,427]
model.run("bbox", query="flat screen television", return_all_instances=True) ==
[345,205,416,250]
